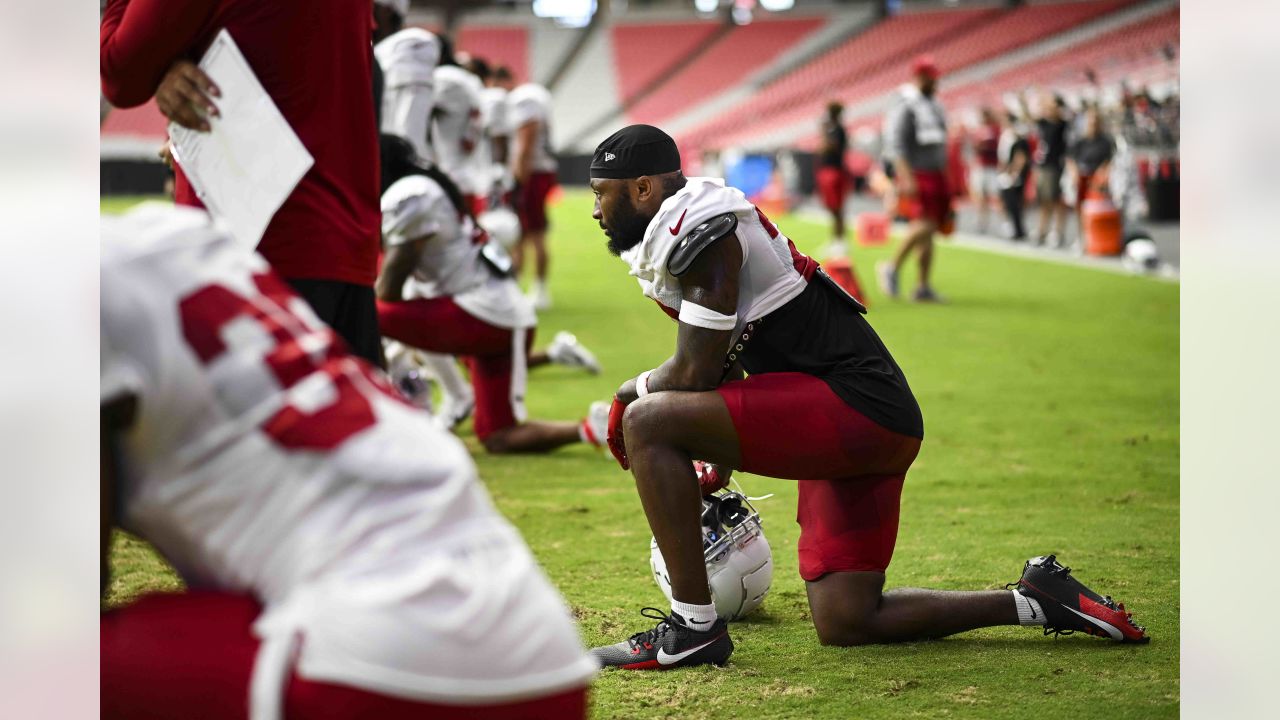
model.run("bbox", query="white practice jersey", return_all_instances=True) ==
[480,86,511,138]
[375,28,441,164]
[101,205,593,716]
[471,86,513,195]
[430,65,484,196]
[382,174,535,330]
[621,177,811,335]
[507,83,558,174]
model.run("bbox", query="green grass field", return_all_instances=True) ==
[102,191,1179,718]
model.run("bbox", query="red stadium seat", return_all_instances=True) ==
[625,17,825,126]
[611,21,722,104]
[457,25,530,82]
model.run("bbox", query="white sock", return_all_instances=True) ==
[671,598,717,631]
[420,353,471,406]
[577,419,591,444]
[1012,591,1045,626]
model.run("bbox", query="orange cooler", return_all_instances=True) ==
[1082,199,1123,256]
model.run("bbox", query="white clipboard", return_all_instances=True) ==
[169,29,314,251]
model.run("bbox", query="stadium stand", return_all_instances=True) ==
[100,99,166,159]
[674,6,997,152]
[624,16,827,127]
[610,20,724,106]
[943,6,1179,115]
[678,0,1142,154]
[457,25,529,81]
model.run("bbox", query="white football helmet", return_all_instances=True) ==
[476,207,521,251]
[1122,237,1159,274]
[650,490,773,621]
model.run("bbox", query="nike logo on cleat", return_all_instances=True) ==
[668,209,688,236]
[1063,605,1122,640]
[655,634,724,665]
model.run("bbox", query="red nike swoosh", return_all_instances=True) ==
[668,209,688,236]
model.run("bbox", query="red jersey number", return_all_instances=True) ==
[179,273,379,451]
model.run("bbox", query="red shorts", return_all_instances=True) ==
[102,592,587,720]
[715,372,921,581]
[517,171,557,233]
[815,166,850,213]
[377,297,534,440]
[898,170,953,230]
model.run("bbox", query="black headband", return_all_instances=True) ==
[590,124,681,180]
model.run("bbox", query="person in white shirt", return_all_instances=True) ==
[373,0,440,165]
[374,136,608,454]
[463,57,516,212]
[507,81,559,311]
[100,203,598,720]
[431,49,485,200]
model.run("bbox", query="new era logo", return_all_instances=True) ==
[604,152,616,161]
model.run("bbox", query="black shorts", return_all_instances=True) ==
[287,279,384,368]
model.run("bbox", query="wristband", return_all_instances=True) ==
[636,370,653,398]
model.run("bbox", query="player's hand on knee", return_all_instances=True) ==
[607,395,629,470]
[695,461,730,495]
[156,60,221,132]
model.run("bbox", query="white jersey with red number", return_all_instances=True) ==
[375,28,442,164]
[101,205,593,714]
[382,175,535,330]
[621,177,813,333]
[507,83,557,174]
[430,65,484,195]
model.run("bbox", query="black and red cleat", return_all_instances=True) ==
[591,607,733,670]
[1011,555,1150,643]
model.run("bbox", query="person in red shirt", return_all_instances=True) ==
[969,106,1001,235]
[100,0,384,366]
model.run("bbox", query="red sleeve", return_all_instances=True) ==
[100,0,218,108]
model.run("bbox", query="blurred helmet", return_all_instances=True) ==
[1122,237,1160,273]
[650,490,773,621]
[476,207,521,251]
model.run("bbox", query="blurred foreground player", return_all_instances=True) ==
[375,137,607,454]
[586,125,1148,670]
[877,56,951,303]
[101,204,597,718]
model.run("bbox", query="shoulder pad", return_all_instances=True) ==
[666,212,738,277]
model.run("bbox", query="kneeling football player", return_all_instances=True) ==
[374,136,609,453]
[586,125,1148,670]
[101,204,597,717]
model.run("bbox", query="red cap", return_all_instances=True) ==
[911,55,939,79]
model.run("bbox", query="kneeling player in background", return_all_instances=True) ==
[101,205,597,718]
[586,125,1148,670]
[375,136,608,454]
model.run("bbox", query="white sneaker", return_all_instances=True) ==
[547,331,601,374]
[434,394,475,431]
[581,400,610,448]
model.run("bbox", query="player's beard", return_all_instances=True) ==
[605,198,652,257]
